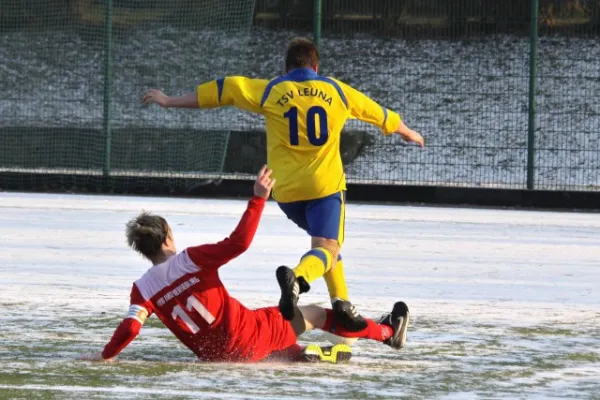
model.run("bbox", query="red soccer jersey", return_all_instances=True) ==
[101,197,297,362]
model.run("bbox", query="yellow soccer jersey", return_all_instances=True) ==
[196,68,401,202]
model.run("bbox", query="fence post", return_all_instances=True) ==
[527,0,538,190]
[313,0,322,48]
[102,0,114,177]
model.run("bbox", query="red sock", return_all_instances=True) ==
[322,309,393,342]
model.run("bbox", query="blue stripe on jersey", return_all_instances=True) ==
[216,78,225,103]
[260,68,348,108]
[383,107,388,126]
[260,75,288,107]
[316,76,348,108]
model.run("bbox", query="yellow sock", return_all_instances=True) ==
[324,255,349,301]
[294,247,333,283]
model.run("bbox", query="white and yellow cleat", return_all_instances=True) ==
[301,343,352,364]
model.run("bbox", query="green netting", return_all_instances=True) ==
[536,1,600,190]
[109,0,256,178]
[1,1,106,180]
[0,0,256,190]
[1,0,599,193]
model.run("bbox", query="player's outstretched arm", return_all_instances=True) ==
[142,89,198,108]
[78,287,150,362]
[78,317,144,362]
[185,166,275,270]
[335,79,424,147]
[142,77,268,114]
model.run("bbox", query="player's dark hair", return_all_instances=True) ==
[285,37,319,71]
[125,211,170,260]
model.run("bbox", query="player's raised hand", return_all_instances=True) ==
[254,165,276,199]
[142,89,170,108]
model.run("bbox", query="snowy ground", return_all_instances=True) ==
[1,193,599,399]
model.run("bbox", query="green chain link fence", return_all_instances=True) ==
[1,0,599,192]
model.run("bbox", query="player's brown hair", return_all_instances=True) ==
[285,37,319,71]
[125,211,170,260]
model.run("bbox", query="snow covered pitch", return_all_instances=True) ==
[1,192,599,399]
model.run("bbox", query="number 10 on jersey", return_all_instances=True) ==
[283,106,329,146]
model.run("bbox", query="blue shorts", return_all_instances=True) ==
[277,192,345,244]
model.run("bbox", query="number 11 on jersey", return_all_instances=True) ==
[171,295,215,334]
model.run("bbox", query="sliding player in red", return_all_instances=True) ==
[142,37,422,332]
[80,167,409,364]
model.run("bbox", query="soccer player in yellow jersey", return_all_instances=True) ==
[142,37,423,331]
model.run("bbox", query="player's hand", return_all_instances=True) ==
[395,120,424,148]
[400,129,424,148]
[142,89,170,108]
[254,165,275,199]
[78,351,112,362]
